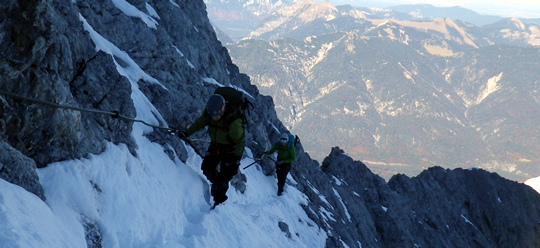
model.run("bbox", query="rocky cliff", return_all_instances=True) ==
[1,0,540,247]
[293,147,540,247]
[0,0,281,197]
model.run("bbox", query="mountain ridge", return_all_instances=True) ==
[224,1,540,181]
[388,3,503,27]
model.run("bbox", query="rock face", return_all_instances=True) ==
[0,0,283,201]
[292,147,540,247]
[0,0,135,168]
[0,141,45,200]
[1,1,540,247]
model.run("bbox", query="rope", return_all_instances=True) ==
[0,89,171,131]
[0,89,217,158]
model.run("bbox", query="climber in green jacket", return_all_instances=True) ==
[182,94,245,207]
[266,133,296,196]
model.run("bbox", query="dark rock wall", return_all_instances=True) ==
[292,146,540,247]
[0,0,140,168]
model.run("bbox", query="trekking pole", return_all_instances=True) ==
[243,160,260,170]
[243,154,266,170]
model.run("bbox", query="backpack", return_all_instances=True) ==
[214,86,253,127]
[287,134,300,149]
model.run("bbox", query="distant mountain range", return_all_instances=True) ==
[388,4,540,26]
[207,0,540,43]
[240,1,540,47]
[388,4,504,27]
[204,0,292,41]
[207,0,540,181]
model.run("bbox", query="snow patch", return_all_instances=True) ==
[333,188,352,222]
[187,59,195,69]
[332,176,343,186]
[169,0,179,8]
[460,214,478,229]
[172,45,184,57]
[112,0,159,29]
[268,121,281,133]
[145,3,160,19]
[477,72,503,105]
[202,77,224,87]
[525,176,540,194]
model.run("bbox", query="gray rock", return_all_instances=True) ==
[0,141,45,200]
[82,215,102,248]
[278,221,292,239]
[291,147,540,247]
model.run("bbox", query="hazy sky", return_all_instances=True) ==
[329,0,540,18]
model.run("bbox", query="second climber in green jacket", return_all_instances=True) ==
[266,133,296,196]
[183,94,245,207]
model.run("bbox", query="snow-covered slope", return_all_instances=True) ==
[16,121,325,247]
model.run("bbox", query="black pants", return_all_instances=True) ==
[201,144,239,205]
[276,163,291,194]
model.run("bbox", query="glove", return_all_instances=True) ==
[169,129,187,139]
[225,155,241,167]
[179,131,187,139]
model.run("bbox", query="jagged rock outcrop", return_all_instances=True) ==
[291,146,540,247]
